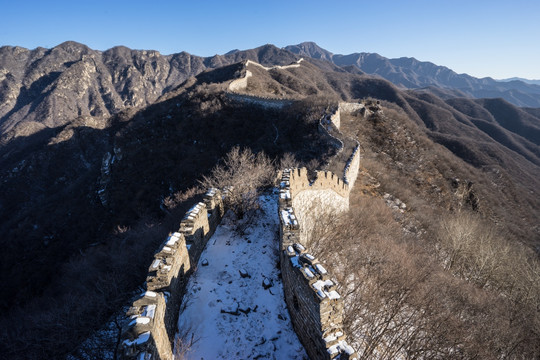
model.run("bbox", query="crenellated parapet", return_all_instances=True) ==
[278,168,358,360]
[120,188,225,360]
[122,291,169,360]
[287,167,350,199]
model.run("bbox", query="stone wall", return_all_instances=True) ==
[227,58,304,94]
[286,168,349,243]
[226,58,304,109]
[118,93,364,360]
[318,111,344,156]
[228,69,252,92]
[344,144,360,187]
[245,58,304,71]
[322,102,367,131]
[338,102,365,114]
[330,106,341,129]
[119,188,225,360]
[278,167,359,360]
[225,92,293,109]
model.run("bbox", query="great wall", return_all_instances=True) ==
[119,59,366,360]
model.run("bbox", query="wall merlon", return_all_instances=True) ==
[122,292,168,359]
[203,188,223,213]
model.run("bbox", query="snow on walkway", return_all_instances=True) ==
[175,194,307,359]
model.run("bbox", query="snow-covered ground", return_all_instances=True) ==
[175,193,307,359]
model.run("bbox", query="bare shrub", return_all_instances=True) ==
[309,195,540,359]
[438,212,540,303]
[279,152,299,170]
[200,146,274,219]
[437,212,540,352]
[163,186,203,211]
[173,326,199,359]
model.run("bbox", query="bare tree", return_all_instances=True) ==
[278,152,299,170]
[200,146,274,219]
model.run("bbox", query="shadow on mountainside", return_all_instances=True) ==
[0,76,335,359]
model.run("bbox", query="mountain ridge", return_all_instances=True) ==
[499,77,540,85]
[3,40,540,146]
[0,41,305,141]
[284,41,540,107]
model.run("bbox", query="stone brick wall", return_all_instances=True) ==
[287,168,349,243]
[344,144,360,187]
[227,58,304,94]
[318,110,344,156]
[245,58,304,71]
[225,92,293,109]
[278,167,359,360]
[330,106,341,129]
[228,68,252,92]
[226,58,303,109]
[338,102,365,114]
[119,188,225,360]
[288,167,350,198]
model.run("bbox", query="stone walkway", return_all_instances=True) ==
[175,194,306,359]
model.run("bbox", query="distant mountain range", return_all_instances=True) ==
[285,42,540,108]
[498,77,540,86]
[2,41,540,144]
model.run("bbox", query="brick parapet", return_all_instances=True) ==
[287,167,350,199]
[278,168,358,360]
[120,188,225,360]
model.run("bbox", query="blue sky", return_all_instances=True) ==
[1,0,539,79]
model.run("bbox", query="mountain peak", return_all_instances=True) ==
[284,42,334,61]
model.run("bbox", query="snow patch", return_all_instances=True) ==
[123,331,150,347]
[175,195,306,359]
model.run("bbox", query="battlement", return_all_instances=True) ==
[120,188,225,360]
[278,168,358,360]
[287,167,350,198]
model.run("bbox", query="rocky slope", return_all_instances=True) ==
[0,42,302,142]
[4,40,539,145]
